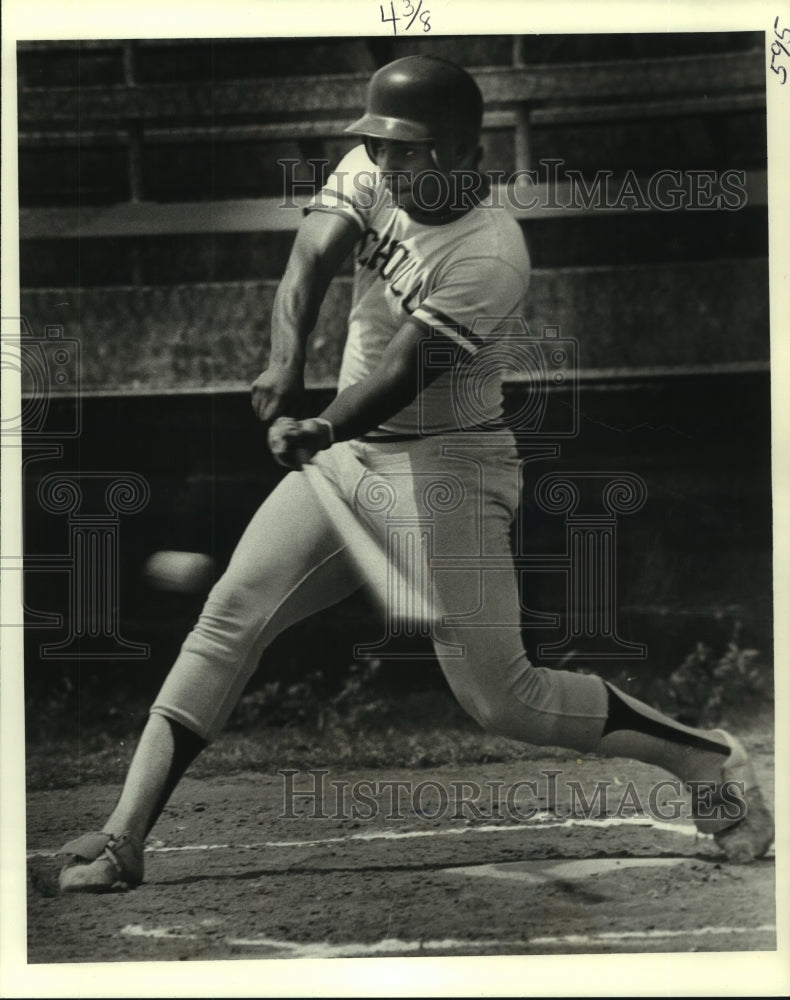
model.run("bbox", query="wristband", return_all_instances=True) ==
[313,417,335,445]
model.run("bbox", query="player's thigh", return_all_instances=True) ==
[205,466,362,629]
[352,435,520,558]
[430,496,525,667]
[415,441,526,704]
[356,434,524,657]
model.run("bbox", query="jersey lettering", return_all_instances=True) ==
[356,226,379,267]
[357,226,428,312]
[366,234,398,273]
[380,241,410,280]
[401,281,425,315]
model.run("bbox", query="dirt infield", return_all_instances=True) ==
[26,738,776,965]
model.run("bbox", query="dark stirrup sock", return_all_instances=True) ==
[595,683,729,784]
[602,684,729,753]
[144,718,207,837]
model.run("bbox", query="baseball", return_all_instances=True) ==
[143,550,215,594]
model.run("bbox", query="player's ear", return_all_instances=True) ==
[451,141,482,169]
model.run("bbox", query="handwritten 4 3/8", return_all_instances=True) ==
[380,0,431,34]
[771,16,790,83]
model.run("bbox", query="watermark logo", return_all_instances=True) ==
[278,158,750,215]
[2,316,150,659]
[531,471,648,659]
[418,319,578,440]
[278,768,748,827]
[351,470,467,660]
[34,472,151,659]
[1,316,81,440]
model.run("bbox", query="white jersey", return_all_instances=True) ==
[305,144,531,435]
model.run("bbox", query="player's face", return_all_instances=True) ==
[367,138,451,218]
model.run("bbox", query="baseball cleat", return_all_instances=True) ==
[57,830,144,893]
[691,729,774,863]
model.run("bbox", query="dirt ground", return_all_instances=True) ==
[26,737,776,966]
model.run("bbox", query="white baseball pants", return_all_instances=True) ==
[152,432,609,749]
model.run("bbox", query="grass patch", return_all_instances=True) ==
[25,628,773,792]
[26,690,568,791]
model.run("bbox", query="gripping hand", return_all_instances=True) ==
[267,417,334,469]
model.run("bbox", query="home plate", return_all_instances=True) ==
[445,857,692,885]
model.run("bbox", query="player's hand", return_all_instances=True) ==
[251,365,304,424]
[267,417,333,469]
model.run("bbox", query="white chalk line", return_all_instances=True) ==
[120,923,777,959]
[122,924,199,941]
[30,813,732,860]
[529,924,777,947]
[447,856,693,885]
[150,814,707,852]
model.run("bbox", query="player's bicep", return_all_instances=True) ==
[288,210,360,284]
[273,212,360,340]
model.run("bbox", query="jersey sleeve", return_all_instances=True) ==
[303,144,380,234]
[410,254,530,356]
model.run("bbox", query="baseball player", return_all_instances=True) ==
[55,56,773,892]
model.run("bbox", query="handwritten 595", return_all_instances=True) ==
[770,16,790,84]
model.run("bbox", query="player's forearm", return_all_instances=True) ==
[268,266,325,371]
[319,363,417,441]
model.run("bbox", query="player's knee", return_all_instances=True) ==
[448,665,571,745]
[182,575,273,661]
[452,685,521,739]
[473,694,524,739]
[466,692,557,744]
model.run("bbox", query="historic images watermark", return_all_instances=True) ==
[278,158,750,214]
[1,316,150,658]
[278,767,747,826]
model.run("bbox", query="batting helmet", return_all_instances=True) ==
[345,55,484,171]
